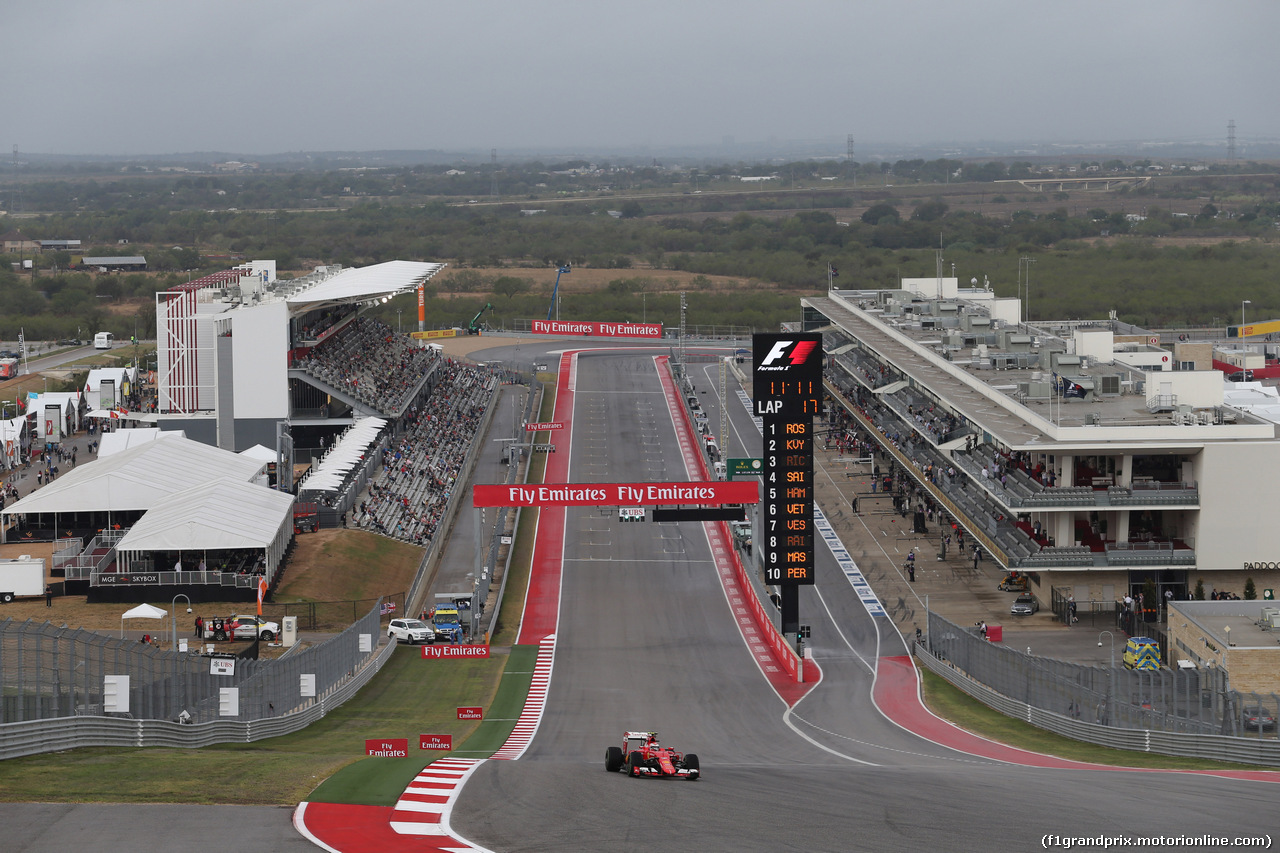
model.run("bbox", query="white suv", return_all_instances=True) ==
[388,618,436,645]
[229,614,280,641]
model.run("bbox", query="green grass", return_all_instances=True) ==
[0,644,513,805]
[305,645,539,805]
[919,667,1268,771]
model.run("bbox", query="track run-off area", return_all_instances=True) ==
[297,348,1280,853]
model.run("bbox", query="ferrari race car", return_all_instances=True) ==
[605,731,700,780]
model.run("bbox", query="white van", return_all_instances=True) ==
[93,332,114,349]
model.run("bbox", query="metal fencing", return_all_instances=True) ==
[915,642,1280,766]
[926,610,1233,735]
[0,599,384,730]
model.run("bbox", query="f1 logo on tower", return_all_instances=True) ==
[758,339,818,371]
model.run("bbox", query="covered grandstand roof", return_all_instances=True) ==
[298,417,387,492]
[285,260,445,310]
[1,435,266,516]
[115,479,294,553]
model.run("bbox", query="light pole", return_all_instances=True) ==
[397,309,402,334]
[1097,629,1115,726]
[642,292,647,324]
[1241,299,1251,369]
[171,593,192,650]
[1097,630,1115,669]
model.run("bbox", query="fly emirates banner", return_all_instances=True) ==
[529,320,662,338]
[473,481,757,507]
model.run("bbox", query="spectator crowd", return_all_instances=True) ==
[352,359,498,545]
[293,316,440,415]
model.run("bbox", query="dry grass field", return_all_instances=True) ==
[0,530,423,643]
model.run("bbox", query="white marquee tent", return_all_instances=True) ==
[0,435,268,543]
[115,479,295,576]
[120,601,167,638]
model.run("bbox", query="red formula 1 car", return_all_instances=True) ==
[605,731,700,780]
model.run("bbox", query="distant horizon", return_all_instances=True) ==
[11,134,1280,166]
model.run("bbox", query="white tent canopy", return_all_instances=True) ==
[239,444,277,463]
[1,434,266,518]
[122,602,166,619]
[115,479,295,576]
[97,428,183,459]
[116,479,295,554]
[84,366,137,407]
[298,417,386,492]
[120,602,167,638]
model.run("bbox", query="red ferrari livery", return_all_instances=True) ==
[605,731,700,780]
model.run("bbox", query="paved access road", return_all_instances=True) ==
[450,349,1278,853]
[0,803,317,853]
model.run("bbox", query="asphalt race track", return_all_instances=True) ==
[449,349,1279,853]
[6,342,1278,852]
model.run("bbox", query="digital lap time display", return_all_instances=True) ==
[754,332,821,586]
[762,418,814,584]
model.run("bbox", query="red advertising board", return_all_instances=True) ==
[366,738,409,757]
[524,421,564,431]
[472,481,757,508]
[530,320,662,338]
[457,706,483,720]
[422,644,493,659]
[420,734,453,750]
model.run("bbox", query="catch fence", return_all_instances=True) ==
[924,610,1280,739]
[0,599,385,758]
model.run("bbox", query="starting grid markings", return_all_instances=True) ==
[735,390,886,618]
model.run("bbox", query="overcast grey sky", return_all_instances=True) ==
[10,0,1279,156]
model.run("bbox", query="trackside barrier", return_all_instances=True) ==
[0,608,396,760]
[660,356,800,682]
[914,641,1280,767]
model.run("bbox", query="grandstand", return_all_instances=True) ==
[155,259,445,452]
[0,257,510,601]
[153,256,509,548]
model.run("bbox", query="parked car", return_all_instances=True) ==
[1010,592,1039,615]
[1227,370,1255,382]
[1240,706,1277,731]
[388,618,435,645]
[229,614,279,641]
